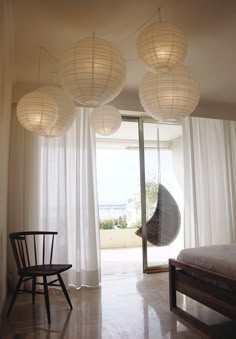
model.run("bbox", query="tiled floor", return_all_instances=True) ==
[1,271,236,338]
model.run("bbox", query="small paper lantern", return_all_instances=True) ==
[139,65,200,122]
[39,86,76,137]
[16,90,58,133]
[90,105,121,136]
[137,22,187,72]
[60,36,126,106]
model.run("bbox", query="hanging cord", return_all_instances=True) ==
[157,127,161,184]
[91,32,95,99]
[36,46,59,89]
[40,46,59,63]
[158,7,162,23]
[36,46,43,90]
[124,7,161,41]
[118,4,162,62]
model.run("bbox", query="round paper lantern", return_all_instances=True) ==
[16,90,58,133]
[39,86,76,137]
[60,36,126,106]
[139,65,200,122]
[90,105,122,136]
[137,22,187,72]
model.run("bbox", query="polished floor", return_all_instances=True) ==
[1,272,236,338]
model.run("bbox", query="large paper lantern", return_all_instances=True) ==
[39,86,76,137]
[137,22,187,72]
[139,65,200,122]
[60,36,126,106]
[90,105,121,136]
[16,90,58,134]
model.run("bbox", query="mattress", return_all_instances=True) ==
[177,244,236,281]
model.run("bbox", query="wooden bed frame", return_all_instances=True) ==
[169,258,236,335]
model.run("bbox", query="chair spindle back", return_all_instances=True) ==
[9,231,58,271]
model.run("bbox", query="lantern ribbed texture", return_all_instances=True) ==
[39,86,76,137]
[60,36,126,106]
[137,22,187,72]
[90,105,121,136]
[16,90,58,133]
[139,65,200,122]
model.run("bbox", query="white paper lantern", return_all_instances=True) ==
[139,65,200,122]
[90,105,122,136]
[16,90,58,133]
[39,86,76,137]
[60,36,126,107]
[137,22,187,72]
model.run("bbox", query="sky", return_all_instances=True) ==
[96,149,140,205]
[96,148,172,205]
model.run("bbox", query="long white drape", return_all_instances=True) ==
[8,107,100,288]
[183,117,236,248]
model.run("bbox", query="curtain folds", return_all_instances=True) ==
[183,117,236,248]
[8,107,100,288]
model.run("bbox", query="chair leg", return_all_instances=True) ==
[32,276,36,304]
[43,276,51,323]
[57,274,73,309]
[6,276,23,317]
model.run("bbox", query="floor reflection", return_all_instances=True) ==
[136,273,236,338]
[2,272,236,338]
[135,274,207,338]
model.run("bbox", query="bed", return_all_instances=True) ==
[169,244,236,334]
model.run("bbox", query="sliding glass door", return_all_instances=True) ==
[139,119,184,273]
[96,116,183,274]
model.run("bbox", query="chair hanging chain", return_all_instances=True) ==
[157,127,161,184]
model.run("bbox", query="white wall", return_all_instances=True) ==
[0,0,13,312]
[100,229,142,249]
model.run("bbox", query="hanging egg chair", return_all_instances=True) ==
[135,183,181,246]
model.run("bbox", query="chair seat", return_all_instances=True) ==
[19,264,72,276]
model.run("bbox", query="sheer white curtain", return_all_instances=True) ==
[39,108,100,287]
[183,117,236,248]
[8,107,100,288]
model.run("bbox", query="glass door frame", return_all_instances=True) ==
[122,116,181,273]
[138,117,169,273]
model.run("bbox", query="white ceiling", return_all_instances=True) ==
[12,0,236,120]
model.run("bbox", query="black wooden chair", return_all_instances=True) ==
[7,231,73,323]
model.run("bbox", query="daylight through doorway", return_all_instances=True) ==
[95,118,183,276]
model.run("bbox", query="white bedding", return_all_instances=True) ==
[177,244,236,281]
